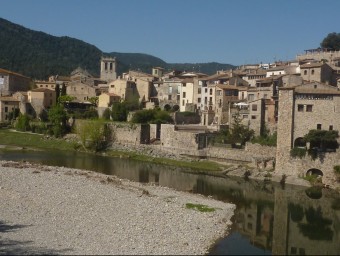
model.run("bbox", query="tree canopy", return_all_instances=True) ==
[320,32,340,51]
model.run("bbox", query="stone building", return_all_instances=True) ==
[300,62,334,85]
[27,88,56,116]
[100,56,117,82]
[0,96,20,122]
[275,81,340,184]
[0,68,31,96]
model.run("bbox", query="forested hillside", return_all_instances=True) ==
[0,18,235,79]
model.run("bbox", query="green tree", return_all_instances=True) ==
[75,120,112,152]
[102,108,111,120]
[58,95,76,105]
[111,102,128,121]
[48,104,67,137]
[15,113,31,131]
[229,112,254,146]
[321,32,340,51]
[304,129,339,150]
[130,109,173,124]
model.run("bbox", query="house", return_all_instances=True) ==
[27,88,56,117]
[66,82,97,102]
[98,92,120,108]
[0,96,20,122]
[300,62,334,85]
[0,68,31,96]
[276,81,340,180]
[108,79,138,102]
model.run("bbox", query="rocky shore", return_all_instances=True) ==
[0,160,235,255]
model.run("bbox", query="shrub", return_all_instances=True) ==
[15,114,31,132]
[333,165,340,175]
[290,147,307,158]
[102,108,111,120]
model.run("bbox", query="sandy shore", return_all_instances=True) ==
[0,160,235,255]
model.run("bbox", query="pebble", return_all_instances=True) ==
[0,160,235,255]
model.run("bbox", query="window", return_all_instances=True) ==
[243,115,248,119]
[317,124,322,130]
[314,84,317,89]
[183,92,186,98]
[198,97,201,103]
[298,104,304,112]
[210,89,213,95]
[105,63,108,70]
[304,70,307,75]
[306,105,313,112]
[205,88,208,93]
[252,104,257,111]
[216,90,221,96]
[110,63,113,70]
[311,69,315,75]
[198,88,201,94]
[251,115,256,119]
[4,107,8,113]
[168,95,172,100]
[329,125,333,131]
[182,99,185,106]
[248,94,254,101]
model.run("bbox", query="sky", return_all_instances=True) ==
[0,0,339,66]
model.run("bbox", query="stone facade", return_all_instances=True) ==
[100,57,117,82]
[275,82,340,184]
[0,68,31,96]
[0,96,20,122]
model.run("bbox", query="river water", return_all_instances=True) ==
[0,148,339,255]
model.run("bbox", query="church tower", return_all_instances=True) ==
[100,56,117,82]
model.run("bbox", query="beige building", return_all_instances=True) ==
[27,88,56,116]
[0,68,31,96]
[108,79,138,102]
[0,96,20,122]
[66,82,97,102]
[300,62,334,85]
[98,92,120,108]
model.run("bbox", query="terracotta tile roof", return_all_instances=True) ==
[216,84,239,90]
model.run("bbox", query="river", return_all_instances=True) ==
[0,148,339,255]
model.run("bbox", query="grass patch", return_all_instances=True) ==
[0,128,76,151]
[185,203,216,212]
[106,149,226,172]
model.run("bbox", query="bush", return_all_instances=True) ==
[102,108,111,120]
[15,114,31,132]
[333,165,340,175]
[251,132,277,146]
[290,147,307,158]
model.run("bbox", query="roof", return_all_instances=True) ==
[216,84,239,90]
[0,96,20,102]
[295,87,340,95]
[0,68,30,79]
[104,92,120,97]
[300,63,324,68]
[31,88,55,93]
[267,66,287,71]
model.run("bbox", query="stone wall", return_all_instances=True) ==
[274,152,340,187]
[108,123,150,145]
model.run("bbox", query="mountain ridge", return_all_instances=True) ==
[0,17,236,79]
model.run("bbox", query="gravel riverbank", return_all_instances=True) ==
[0,160,235,255]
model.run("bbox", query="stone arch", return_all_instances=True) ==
[172,105,179,112]
[163,104,171,111]
[294,137,306,148]
[306,168,323,177]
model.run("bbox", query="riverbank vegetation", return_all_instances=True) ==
[0,128,226,172]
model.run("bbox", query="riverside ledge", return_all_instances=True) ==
[0,160,235,255]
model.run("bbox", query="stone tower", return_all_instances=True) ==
[275,87,295,173]
[100,56,117,82]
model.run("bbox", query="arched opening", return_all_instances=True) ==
[172,105,179,112]
[164,104,171,111]
[294,137,306,148]
[306,168,323,177]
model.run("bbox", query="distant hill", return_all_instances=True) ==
[0,18,235,80]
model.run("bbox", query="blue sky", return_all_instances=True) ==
[0,0,339,66]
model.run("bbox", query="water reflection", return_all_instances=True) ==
[0,149,339,255]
